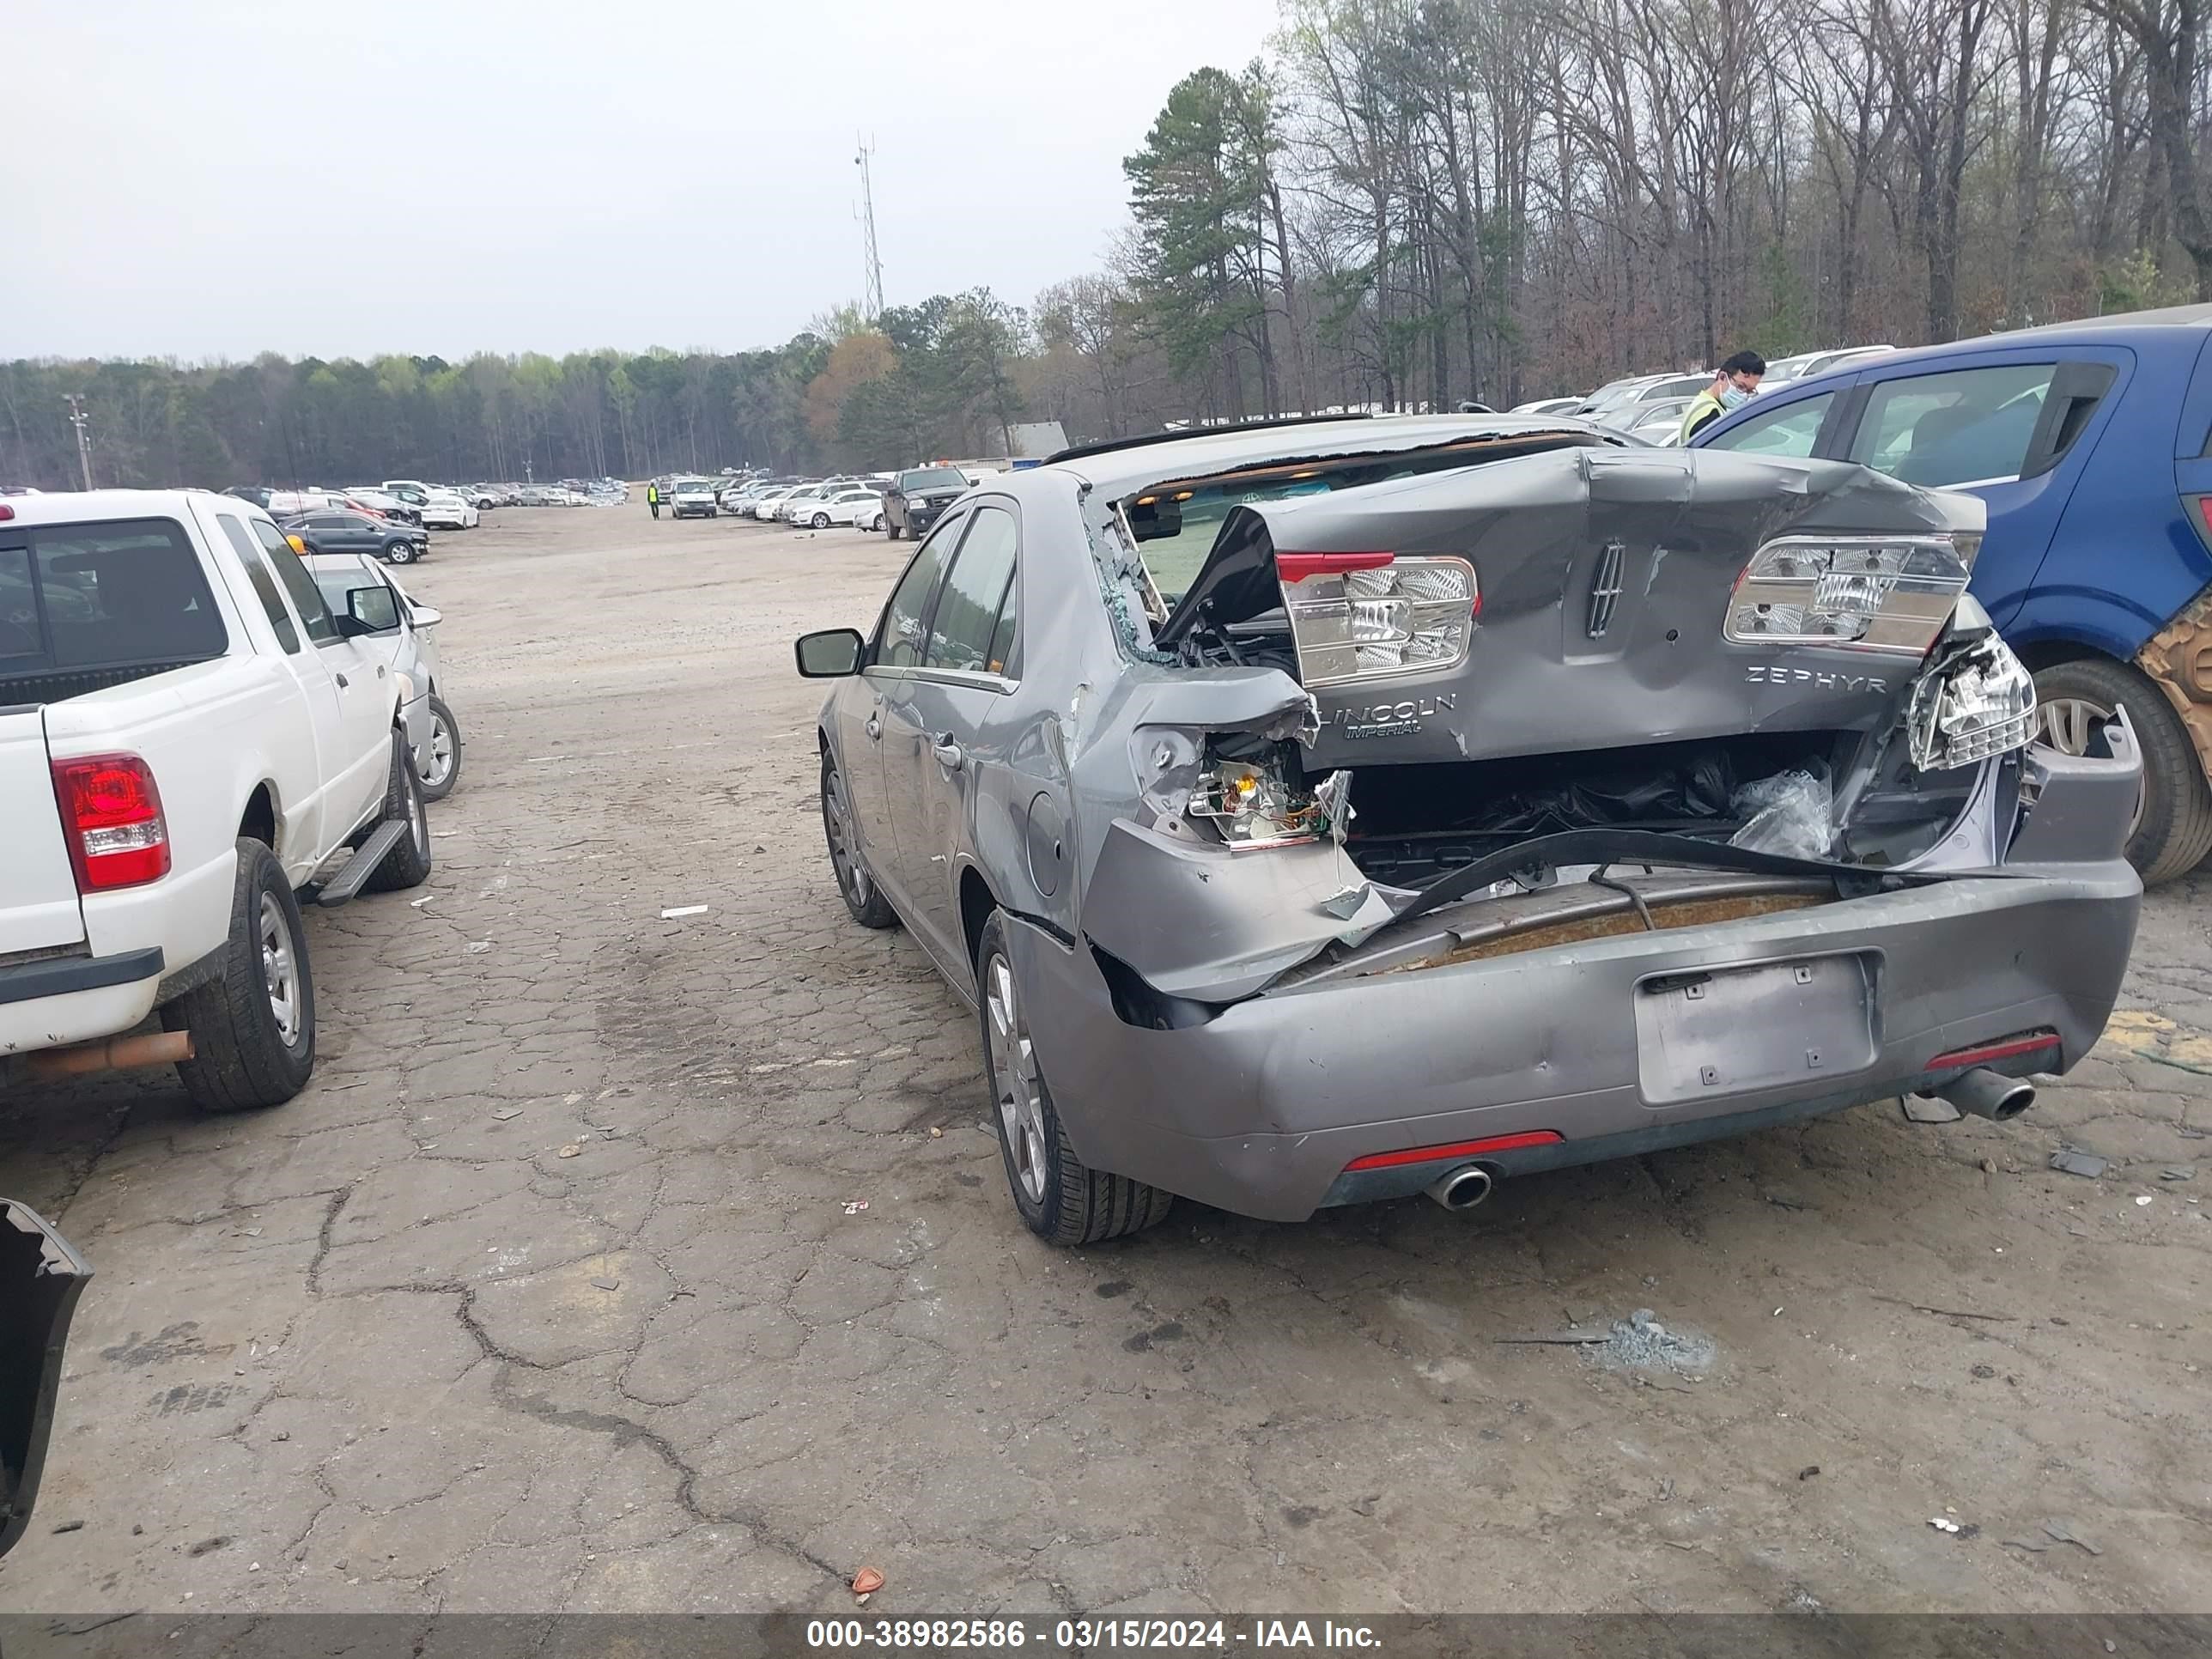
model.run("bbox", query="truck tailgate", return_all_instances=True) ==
[0,708,87,955]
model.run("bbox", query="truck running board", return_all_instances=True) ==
[315,822,407,908]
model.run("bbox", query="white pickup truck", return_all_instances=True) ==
[1,490,434,1111]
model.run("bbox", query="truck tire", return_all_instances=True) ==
[163,838,315,1113]
[975,911,1176,1246]
[362,731,433,893]
[419,696,462,801]
[2034,655,2212,884]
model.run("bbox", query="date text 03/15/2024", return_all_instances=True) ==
[805,1618,1383,1650]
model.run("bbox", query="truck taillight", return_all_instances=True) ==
[1726,533,1976,655]
[51,754,170,892]
[1277,552,1480,685]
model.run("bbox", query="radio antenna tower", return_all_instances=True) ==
[854,136,885,320]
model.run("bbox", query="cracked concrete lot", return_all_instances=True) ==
[2,499,2209,1619]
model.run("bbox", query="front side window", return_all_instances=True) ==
[216,514,301,652]
[1702,392,1836,459]
[877,512,966,669]
[1848,363,2059,487]
[0,517,228,674]
[250,519,338,643]
[925,506,1018,676]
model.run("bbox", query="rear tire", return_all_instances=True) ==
[2034,655,2212,884]
[362,732,433,893]
[164,839,315,1113]
[975,911,1175,1246]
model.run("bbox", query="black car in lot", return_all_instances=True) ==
[880,466,972,540]
[282,509,431,566]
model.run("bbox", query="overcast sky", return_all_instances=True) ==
[9,0,1279,362]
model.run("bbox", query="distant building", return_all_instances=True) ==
[1006,422,1068,459]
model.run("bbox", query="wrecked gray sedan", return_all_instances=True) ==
[795,415,2142,1244]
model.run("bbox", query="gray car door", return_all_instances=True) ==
[856,510,968,915]
[879,503,1021,977]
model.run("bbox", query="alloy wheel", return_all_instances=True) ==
[986,952,1049,1206]
[258,890,301,1044]
[422,710,457,790]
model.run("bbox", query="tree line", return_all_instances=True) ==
[4,0,2205,490]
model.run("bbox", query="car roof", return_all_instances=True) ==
[1784,305,2212,387]
[1040,412,1616,494]
[0,488,272,528]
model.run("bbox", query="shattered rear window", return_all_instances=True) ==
[1126,434,1605,605]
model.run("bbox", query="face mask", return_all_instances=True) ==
[1720,386,1752,410]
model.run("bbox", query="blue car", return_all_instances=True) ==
[1691,303,2212,881]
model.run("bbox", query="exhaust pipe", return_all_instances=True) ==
[23,1030,193,1081]
[1930,1066,2036,1121]
[1424,1164,1494,1212]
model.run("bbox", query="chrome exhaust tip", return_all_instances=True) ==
[1424,1164,1494,1212]
[1931,1066,2037,1121]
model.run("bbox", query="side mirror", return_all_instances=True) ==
[339,586,402,634]
[795,628,866,678]
[409,605,443,629]
[0,1200,90,1561]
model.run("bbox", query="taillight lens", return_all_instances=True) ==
[2186,495,2212,555]
[1907,633,2037,770]
[1726,534,1976,655]
[1278,553,1480,685]
[51,754,170,891]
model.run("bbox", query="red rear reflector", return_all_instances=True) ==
[1344,1129,1562,1172]
[1924,1030,2060,1071]
[0,502,14,520]
[1274,550,1396,585]
[51,753,170,891]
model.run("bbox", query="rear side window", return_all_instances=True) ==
[249,519,338,643]
[0,517,228,675]
[1703,392,1834,459]
[926,507,1019,676]
[216,514,302,653]
[1849,364,2058,486]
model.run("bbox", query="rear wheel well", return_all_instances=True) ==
[960,867,997,969]
[239,785,276,850]
[2014,638,2112,673]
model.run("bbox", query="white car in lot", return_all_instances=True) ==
[304,552,463,800]
[418,489,477,531]
[744,486,797,520]
[0,489,433,1110]
[773,483,837,523]
[793,486,887,530]
[669,479,720,519]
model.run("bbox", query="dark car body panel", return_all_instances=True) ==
[0,1200,88,1559]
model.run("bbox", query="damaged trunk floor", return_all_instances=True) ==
[0,500,2207,1619]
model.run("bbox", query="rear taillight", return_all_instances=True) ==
[1277,552,1480,685]
[1726,533,1976,655]
[51,754,170,891]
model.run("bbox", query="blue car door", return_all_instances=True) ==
[1823,346,2132,631]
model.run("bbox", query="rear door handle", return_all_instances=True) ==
[932,737,964,770]
[865,715,882,740]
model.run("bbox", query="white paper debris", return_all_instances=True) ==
[660,905,709,919]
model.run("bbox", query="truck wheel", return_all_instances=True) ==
[419,696,462,801]
[2034,655,2212,884]
[163,838,315,1113]
[975,911,1175,1246]
[362,731,433,893]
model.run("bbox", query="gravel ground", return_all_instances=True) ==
[1,497,2206,1618]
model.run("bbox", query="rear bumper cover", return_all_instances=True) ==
[1011,859,2139,1223]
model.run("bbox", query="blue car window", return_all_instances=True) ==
[1701,392,1834,459]
[1850,363,2058,487]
